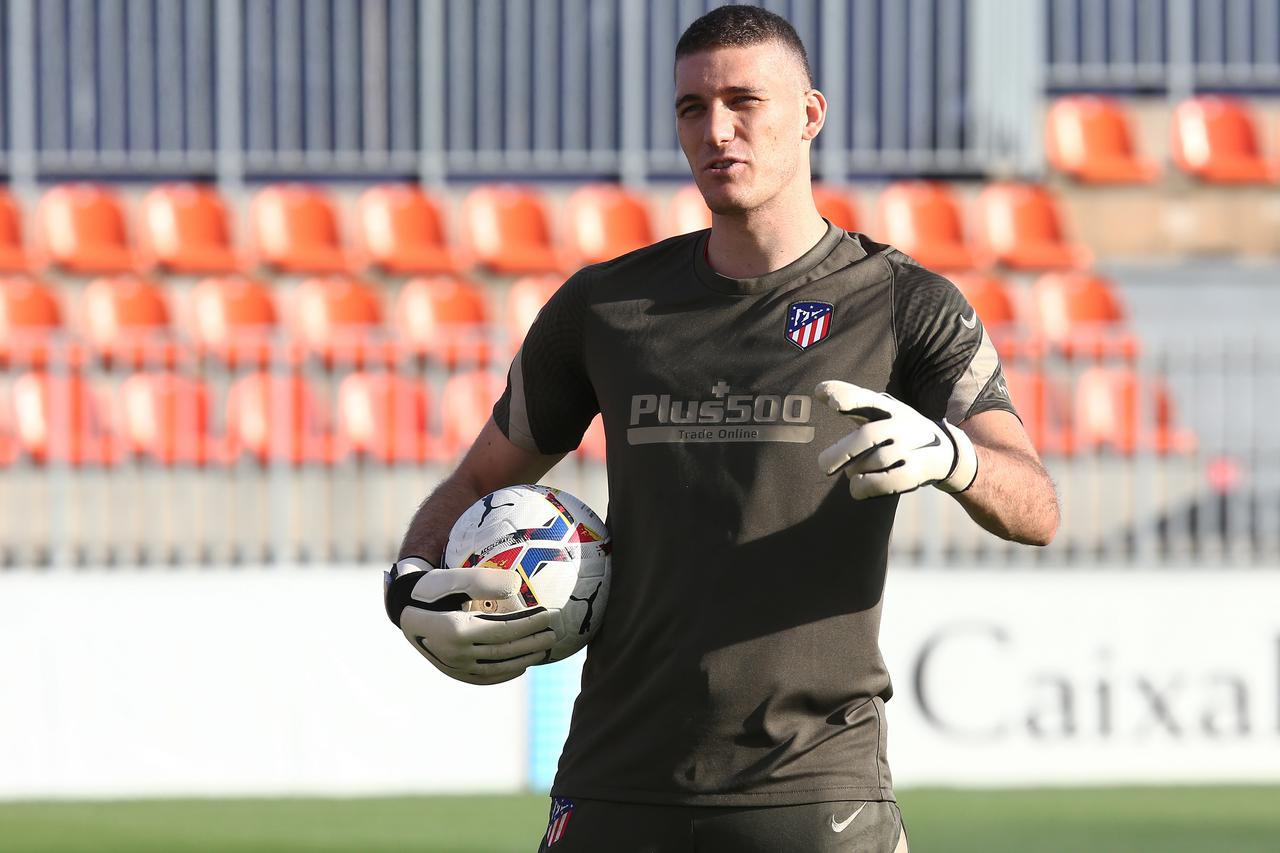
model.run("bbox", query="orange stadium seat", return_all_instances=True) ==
[1045,96,1159,183]
[439,370,507,457]
[975,183,1091,271]
[138,183,241,273]
[1002,368,1074,456]
[80,276,180,367]
[11,372,121,465]
[876,181,982,271]
[337,372,435,463]
[0,277,64,367]
[36,184,137,273]
[812,185,860,231]
[288,276,391,365]
[503,275,563,347]
[356,184,461,274]
[393,276,491,366]
[668,185,712,235]
[461,185,562,274]
[563,184,655,266]
[119,373,219,465]
[250,184,350,273]
[1031,271,1139,360]
[0,190,31,271]
[1074,367,1195,455]
[225,372,339,464]
[1170,97,1276,183]
[186,276,283,366]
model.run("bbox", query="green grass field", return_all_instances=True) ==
[1,787,1276,852]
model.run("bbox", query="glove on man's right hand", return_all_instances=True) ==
[385,560,557,686]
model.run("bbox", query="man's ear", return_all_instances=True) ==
[802,88,827,141]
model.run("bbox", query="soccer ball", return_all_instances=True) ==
[444,485,611,663]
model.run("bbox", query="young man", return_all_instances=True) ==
[384,6,1058,851]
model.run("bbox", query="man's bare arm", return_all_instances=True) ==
[398,418,566,562]
[953,409,1059,546]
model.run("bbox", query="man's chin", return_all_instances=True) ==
[699,189,753,217]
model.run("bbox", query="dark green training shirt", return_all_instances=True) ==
[494,224,1016,807]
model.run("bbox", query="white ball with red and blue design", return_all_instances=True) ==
[444,484,611,663]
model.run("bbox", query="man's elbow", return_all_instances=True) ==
[1015,496,1060,547]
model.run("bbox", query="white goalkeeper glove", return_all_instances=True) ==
[384,556,557,686]
[815,380,978,499]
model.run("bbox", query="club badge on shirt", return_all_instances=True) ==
[786,301,834,351]
[544,797,574,847]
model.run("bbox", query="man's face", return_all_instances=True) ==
[674,42,815,215]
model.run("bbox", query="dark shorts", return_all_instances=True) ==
[535,797,909,853]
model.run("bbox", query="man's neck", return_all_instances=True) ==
[705,195,830,280]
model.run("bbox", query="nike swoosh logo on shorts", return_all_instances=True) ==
[831,802,868,832]
[960,311,977,329]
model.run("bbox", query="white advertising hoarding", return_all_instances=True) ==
[879,569,1280,786]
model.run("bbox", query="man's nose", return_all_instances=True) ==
[705,104,735,146]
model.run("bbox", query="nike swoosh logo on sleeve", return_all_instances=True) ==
[960,311,977,329]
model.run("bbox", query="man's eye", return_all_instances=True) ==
[678,105,704,118]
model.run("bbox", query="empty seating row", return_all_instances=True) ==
[0,370,606,467]
[1048,94,1280,184]
[0,274,564,368]
[0,178,1094,278]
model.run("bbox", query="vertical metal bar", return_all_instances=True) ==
[303,0,331,158]
[1082,0,1107,73]
[185,0,215,165]
[850,0,877,159]
[446,0,472,159]
[1050,0,1079,86]
[475,0,501,166]
[879,0,907,161]
[618,0,646,184]
[647,0,677,173]
[97,0,127,159]
[563,0,588,166]
[1167,0,1195,102]
[333,0,361,155]
[504,0,532,157]
[38,0,68,158]
[532,0,559,159]
[418,0,446,184]
[1110,0,1136,79]
[126,0,154,157]
[244,0,274,162]
[1225,0,1251,79]
[817,0,847,182]
[388,0,415,155]
[215,0,244,188]
[936,0,963,155]
[155,0,183,156]
[362,0,389,159]
[907,0,933,158]
[275,0,303,162]
[67,0,96,155]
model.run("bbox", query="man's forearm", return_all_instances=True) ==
[397,472,488,563]
[954,444,1059,546]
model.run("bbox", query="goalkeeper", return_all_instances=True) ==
[386,5,1058,851]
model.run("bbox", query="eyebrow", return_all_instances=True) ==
[674,86,766,110]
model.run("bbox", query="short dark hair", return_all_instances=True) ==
[675,4,814,88]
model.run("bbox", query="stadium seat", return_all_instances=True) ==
[79,276,181,367]
[138,183,241,273]
[1170,97,1276,183]
[225,372,338,464]
[946,272,1035,359]
[36,183,137,273]
[356,184,461,274]
[119,372,219,465]
[668,184,712,235]
[0,190,31,271]
[11,372,120,465]
[393,276,491,366]
[974,183,1091,271]
[186,276,283,366]
[250,184,350,273]
[812,185,860,231]
[563,184,655,266]
[288,276,392,365]
[876,182,982,271]
[1044,96,1159,183]
[503,275,563,346]
[461,185,562,274]
[337,372,435,463]
[439,370,507,457]
[1002,368,1074,456]
[0,277,64,367]
[1074,367,1195,455]
[1031,271,1139,360]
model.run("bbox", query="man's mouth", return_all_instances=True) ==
[705,158,746,173]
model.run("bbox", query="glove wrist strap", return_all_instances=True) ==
[936,420,979,494]
[383,556,438,626]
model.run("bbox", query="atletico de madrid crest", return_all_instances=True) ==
[545,797,574,847]
[786,301,834,350]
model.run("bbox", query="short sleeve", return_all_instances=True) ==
[891,266,1018,424]
[493,269,600,454]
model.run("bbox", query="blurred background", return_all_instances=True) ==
[0,0,1278,850]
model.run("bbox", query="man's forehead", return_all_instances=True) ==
[674,42,803,93]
